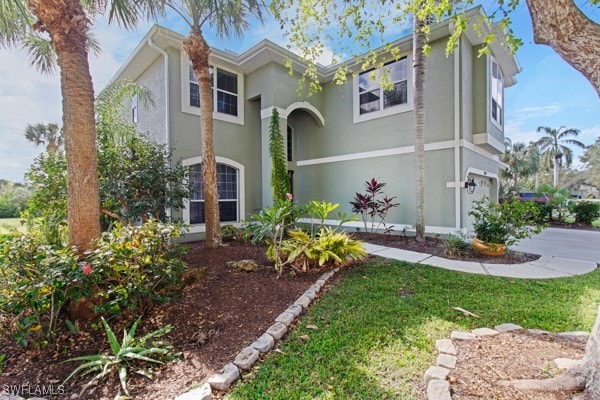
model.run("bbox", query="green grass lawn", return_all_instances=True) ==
[229,260,600,400]
[0,218,26,234]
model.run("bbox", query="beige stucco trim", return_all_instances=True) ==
[181,156,246,234]
[296,139,495,167]
[298,218,463,235]
[260,102,325,127]
[472,132,504,153]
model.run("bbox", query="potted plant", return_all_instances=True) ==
[468,197,544,256]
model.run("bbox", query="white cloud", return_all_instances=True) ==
[514,104,561,119]
[0,16,152,182]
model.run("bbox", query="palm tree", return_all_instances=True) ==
[25,123,63,153]
[535,126,585,187]
[413,5,426,240]
[163,0,263,248]
[500,138,539,191]
[0,0,157,251]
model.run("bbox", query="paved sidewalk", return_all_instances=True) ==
[362,242,598,279]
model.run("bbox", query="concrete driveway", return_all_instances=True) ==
[513,227,600,264]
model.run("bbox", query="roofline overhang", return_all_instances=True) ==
[111,5,520,86]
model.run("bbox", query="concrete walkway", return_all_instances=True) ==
[363,230,599,279]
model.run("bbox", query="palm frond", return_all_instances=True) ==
[87,31,102,57]
[96,79,154,115]
[22,33,56,74]
[0,0,34,48]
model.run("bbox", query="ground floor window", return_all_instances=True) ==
[189,163,239,224]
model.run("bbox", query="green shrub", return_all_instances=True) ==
[64,317,176,397]
[0,234,81,346]
[469,198,544,248]
[279,228,367,272]
[442,233,470,257]
[574,201,600,225]
[0,220,187,347]
[85,220,188,315]
[247,199,359,275]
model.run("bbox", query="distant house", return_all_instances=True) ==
[110,6,520,239]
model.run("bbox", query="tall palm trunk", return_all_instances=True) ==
[183,28,221,248]
[553,155,560,187]
[413,8,426,240]
[29,0,101,252]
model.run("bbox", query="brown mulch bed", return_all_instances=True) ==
[353,232,540,264]
[0,240,320,400]
[549,220,600,232]
[449,331,587,400]
[0,233,586,400]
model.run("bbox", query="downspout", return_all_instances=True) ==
[148,38,170,147]
[148,37,171,218]
[454,37,462,232]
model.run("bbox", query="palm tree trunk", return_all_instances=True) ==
[29,0,101,252]
[413,8,426,240]
[553,155,560,187]
[183,28,221,249]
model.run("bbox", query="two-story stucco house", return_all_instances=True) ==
[110,6,520,239]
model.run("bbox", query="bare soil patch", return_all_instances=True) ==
[353,232,539,264]
[0,240,319,399]
[449,331,587,400]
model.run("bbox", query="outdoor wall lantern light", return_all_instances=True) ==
[465,177,477,194]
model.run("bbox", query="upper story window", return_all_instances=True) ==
[359,58,408,115]
[491,58,503,127]
[189,65,238,117]
[131,95,138,124]
[353,56,412,123]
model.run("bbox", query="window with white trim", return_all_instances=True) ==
[358,58,408,115]
[189,163,239,224]
[189,65,238,116]
[491,58,503,127]
[131,95,138,124]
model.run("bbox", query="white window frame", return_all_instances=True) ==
[181,52,245,125]
[182,156,246,233]
[352,55,413,124]
[131,95,138,124]
[490,56,503,130]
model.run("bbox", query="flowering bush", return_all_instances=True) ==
[0,220,187,347]
[468,197,543,247]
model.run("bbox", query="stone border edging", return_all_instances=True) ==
[174,268,339,400]
[425,324,591,400]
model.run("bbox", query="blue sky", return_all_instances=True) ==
[0,2,597,182]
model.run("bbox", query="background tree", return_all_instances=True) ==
[581,137,600,189]
[500,138,540,194]
[161,0,264,249]
[0,0,160,251]
[0,180,30,219]
[535,125,585,187]
[24,80,190,242]
[268,107,290,202]
[24,123,63,154]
